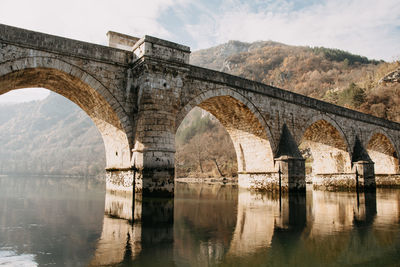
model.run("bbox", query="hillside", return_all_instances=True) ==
[0,93,105,176]
[0,40,399,177]
[191,41,400,121]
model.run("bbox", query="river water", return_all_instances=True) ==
[0,175,399,266]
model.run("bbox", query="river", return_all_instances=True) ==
[0,175,399,266]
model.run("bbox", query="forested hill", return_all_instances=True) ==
[0,93,105,176]
[0,40,399,176]
[191,40,400,122]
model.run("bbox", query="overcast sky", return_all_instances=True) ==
[1,0,399,103]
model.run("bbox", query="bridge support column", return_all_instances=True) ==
[106,169,135,195]
[132,149,175,198]
[275,156,306,192]
[127,35,190,198]
[104,149,176,199]
[131,110,177,198]
[353,160,376,190]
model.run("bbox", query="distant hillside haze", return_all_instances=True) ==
[0,40,399,176]
[0,93,105,176]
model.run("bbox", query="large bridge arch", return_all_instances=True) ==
[176,88,276,175]
[299,114,352,176]
[0,57,133,169]
[366,129,399,174]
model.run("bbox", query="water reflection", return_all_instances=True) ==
[89,216,141,266]
[223,190,307,266]
[1,176,400,266]
[174,183,238,266]
[229,191,279,255]
[134,197,174,266]
[90,190,175,266]
[0,175,105,266]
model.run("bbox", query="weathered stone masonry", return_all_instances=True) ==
[1,24,400,198]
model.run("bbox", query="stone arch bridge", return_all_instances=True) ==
[1,24,399,198]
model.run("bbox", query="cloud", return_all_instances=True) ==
[0,88,49,104]
[183,0,400,61]
[0,0,180,45]
[1,0,398,60]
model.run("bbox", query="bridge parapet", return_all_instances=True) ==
[188,65,400,131]
[0,24,131,65]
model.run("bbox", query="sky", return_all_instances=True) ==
[0,0,399,103]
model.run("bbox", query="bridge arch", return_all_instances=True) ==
[366,129,399,174]
[299,115,352,176]
[0,57,132,169]
[176,88,275,174]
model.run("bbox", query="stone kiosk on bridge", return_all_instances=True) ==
[1,24,399,201]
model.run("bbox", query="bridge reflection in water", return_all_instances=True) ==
[89,191,174,266]
[88,182,400,266]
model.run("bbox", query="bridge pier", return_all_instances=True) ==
[311,164,376,191]
[131,149,175,198]
[130,123,176,198]
[275,156,306,192]
[237,124,306,192]
[353,160,376,190]
[237,157,306,192]
[105,158,175,198]
[273,124,306,192]
[106,169,135,195]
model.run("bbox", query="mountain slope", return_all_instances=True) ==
[190,40,400,121]
[0,93,105,175]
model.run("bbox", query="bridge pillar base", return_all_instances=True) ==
[275,156,306,192]
[133,168,175,198]
[311,161,376,191]
[238,172,280,191]
[106,169,134,195]
[237,157,306,192]
[104,168,174,233]
[105,167,174,197]
[105,167,175,198]
[353,160,376,190]
[312,173,359,190]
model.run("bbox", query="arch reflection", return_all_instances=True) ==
[89,190,174,266]
[89,184,400,266]
[173,182,238,266]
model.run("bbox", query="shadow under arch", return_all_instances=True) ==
[300,114,351,154]
[299,115,352,183]
[366,129,399,174]
[176,88,276,180]
[0,57,132,169]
